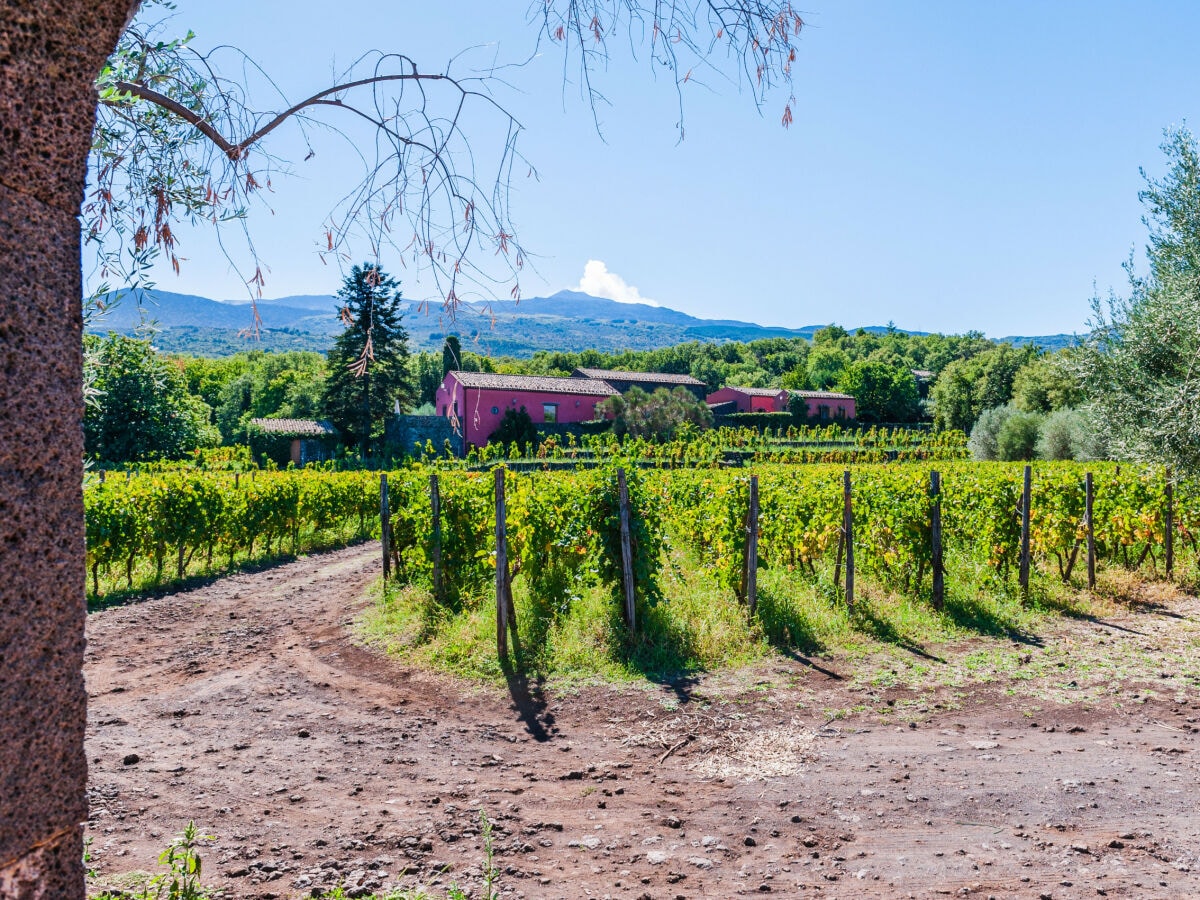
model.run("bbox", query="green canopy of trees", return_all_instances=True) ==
[836,360,919,423]
[85,333,217,462]
[929,344,1039,432]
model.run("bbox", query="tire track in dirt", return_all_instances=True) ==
[85,546,1200,898]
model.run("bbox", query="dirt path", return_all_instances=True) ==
[85,546,1200,899]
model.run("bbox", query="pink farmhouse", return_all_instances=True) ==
[706,385,790,413]
[790,390,856,421]
[437,371,617,447]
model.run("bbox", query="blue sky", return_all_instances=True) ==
[130,1,1200,337]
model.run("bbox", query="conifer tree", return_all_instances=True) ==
[321,263,413,455]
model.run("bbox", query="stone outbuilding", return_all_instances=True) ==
[249,418,337,466]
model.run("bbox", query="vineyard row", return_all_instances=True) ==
[85,463,1196,621]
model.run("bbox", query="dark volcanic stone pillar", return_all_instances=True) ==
[0,2,139,897]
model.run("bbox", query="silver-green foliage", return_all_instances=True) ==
[996,410,1043,462]
[1035,407,1106,461]
[1080,126,1200,475]
[968,403,1016,461]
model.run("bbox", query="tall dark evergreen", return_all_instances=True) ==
[442,334,463,378]
[321,263,413,455]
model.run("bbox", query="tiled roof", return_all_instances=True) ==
[789,390,855,401]
[450,371,617,396]
[574,367,704,386]
[249,418,336,437]
[722,386,788,397]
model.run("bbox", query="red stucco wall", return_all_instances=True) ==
[436,380,608,446]
[797,396,856,421]
[706,387,789,413]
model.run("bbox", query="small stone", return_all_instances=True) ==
[122,753,140,765]
[744,836,757,847]
[687,857,713,870]
[665,816,683,829]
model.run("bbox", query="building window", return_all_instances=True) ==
[543,403,558,424]
[491,406,500,415]
[834,406,847,420]
[818,404,831,421]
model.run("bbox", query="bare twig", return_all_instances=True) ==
[658,734,694,763]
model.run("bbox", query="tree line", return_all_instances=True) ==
[85,312,1081,464]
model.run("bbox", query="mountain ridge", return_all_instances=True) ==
[87,288,1079,357]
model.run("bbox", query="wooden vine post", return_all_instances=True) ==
[430,472,443,603]
[1018,465,1032,593]
[930,470,944,611]
[746,474,760,618]
[494,468,509,663]
[1085,471,1096,589]
[843,469,855,609]
[617,468,637,632]
[380,473,391,581]
[1165,471,1174,579]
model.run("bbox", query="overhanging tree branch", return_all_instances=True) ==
[87,1,802,327]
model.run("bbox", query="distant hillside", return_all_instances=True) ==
[999,333,1078,353]
[86,288,1080,357]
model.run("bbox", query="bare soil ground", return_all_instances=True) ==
[85,545,1200,899]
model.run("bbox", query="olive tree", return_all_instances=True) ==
[1079,127,1200,474]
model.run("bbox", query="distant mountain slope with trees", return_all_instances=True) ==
[88,288,1079,358]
